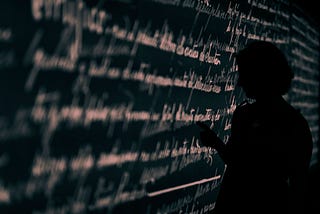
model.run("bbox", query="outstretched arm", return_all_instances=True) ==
[196,121,230,164]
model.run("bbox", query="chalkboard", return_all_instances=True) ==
[0,0,318,213]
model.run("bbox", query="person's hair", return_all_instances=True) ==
[235,41,294,96]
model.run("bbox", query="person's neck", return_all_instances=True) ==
[254,95,284,107]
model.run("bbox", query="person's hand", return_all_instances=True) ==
[196,121,218,148]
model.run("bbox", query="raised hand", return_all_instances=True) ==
[196,121,219,148]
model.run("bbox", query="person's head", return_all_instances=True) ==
[235,41,294,99]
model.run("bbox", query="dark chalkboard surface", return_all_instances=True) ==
[0,0,318,213]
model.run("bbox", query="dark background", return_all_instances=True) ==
[293,0,320,27]
[293,1,320,213]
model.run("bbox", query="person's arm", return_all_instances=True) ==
[197,106,242,164]
[197,121,229,163]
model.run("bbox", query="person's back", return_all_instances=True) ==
[197,41,313,213]
[214,97,312,214]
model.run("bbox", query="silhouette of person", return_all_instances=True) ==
[197,41,313,214]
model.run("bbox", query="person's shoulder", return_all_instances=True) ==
[286,103,305,120]
[285,104,310,130]
[285,105,313,149]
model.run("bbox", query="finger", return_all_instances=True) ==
[196,121,211,131]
